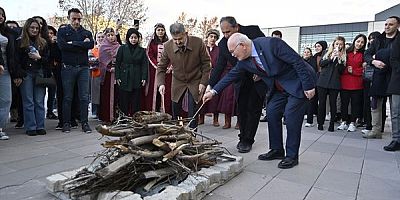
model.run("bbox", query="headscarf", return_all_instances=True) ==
[99,28,120,79]
[125,28,140,49]
[314,40,328,56]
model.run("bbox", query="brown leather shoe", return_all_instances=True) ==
[213,114,220,127]
[222,115,231,129]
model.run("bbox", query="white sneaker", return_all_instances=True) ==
[0,131,9,140]
[361,129,371,135]
[325,113,330,121]
[347,123,356,132]
[337,122,348,130]
[305,123,314,127]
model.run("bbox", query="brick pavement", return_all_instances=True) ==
[0,115,399,200]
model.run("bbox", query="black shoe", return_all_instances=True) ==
[36,129,47,135]
[55,123,63,130]
[26,130,37,136]
[46,112,58,120]
[328,123,334,132]
[318,124,323,130]
[236,141,242,149]
[383,140,400,151]
[238,143,252,153]
[260,116,268,122]
[15,122,24,129]
[258,149,285,160]
[71,121,78,129]
[278,157,299,169]
[82,123,92,134]
[62,123,71,133]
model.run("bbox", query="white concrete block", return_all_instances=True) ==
[45,173,69,192]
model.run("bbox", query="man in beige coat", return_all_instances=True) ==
[157,23,211,128]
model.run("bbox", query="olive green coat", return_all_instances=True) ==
[115,44,148,92]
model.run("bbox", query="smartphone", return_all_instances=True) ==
[134,19,139,30]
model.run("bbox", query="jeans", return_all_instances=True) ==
[61,65,90,125]
[390,95,400,142]
[20,70,46,131]
[0,70,12,129]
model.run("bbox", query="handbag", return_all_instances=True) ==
[363,64,374,81]
[35,74,56,87]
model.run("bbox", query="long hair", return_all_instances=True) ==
[20,18,47,51]
[323,36,346,64]
[347,34,367,53]
[32,16,50,43]
[0,7,12,36]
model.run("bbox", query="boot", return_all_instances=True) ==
[222,115,231,129]
[213,113,220,127]
[198,114,205,125]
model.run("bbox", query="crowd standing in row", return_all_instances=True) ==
[0,6,399,168]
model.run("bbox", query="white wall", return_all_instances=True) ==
[261,26,301,53]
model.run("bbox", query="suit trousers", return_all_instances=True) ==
[237,80,264,145]
[172,90,198,129]
[267,90,306,158]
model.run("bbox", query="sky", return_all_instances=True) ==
[2,0,399,34]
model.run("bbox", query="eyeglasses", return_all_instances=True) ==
[230,43,241,56]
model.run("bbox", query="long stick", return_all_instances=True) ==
[185,101,206,129]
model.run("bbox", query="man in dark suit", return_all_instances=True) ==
[204,33,317,169]
[207,16,267,153]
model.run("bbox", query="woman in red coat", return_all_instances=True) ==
[338,34,367,132]
[143,23,171,114]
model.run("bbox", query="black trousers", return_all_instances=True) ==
[340,89,363,123]
[306,89,318,124]
[317,87,339,126]
[172,90,197,129]
[237,80,264,145]
[362,81,372,129]
[119,88,141,116]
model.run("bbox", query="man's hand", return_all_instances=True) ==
[159,85,165,95]
[205,85,212,92]
[203,91,214,102]
[14,78,22,87]
[199,84,205,96]
[304,88,315,100]
[0,65,4,75]
[372,60,386,69]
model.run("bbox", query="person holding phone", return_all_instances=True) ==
[316,36,346,132]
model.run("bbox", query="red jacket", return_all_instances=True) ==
[341,51,364,90]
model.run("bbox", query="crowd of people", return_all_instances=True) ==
[0,6,399,168]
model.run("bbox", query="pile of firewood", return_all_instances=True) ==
[62,111,229,198]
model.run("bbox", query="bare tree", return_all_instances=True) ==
[176,12,198,35]
[58,0,148,34]
[198,16,219,39]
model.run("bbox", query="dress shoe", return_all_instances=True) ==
[317,124,323,131]
[278,157,299,169]
[36,129,47,135]
[26,130,37,136]
[328,122,334,132]
[234,123,240,130]
[259,116,268,122]
[236,141,242,149]
[258,149,285,160]
[383,140,400,151]
[238,143,252,153]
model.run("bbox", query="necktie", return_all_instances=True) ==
[251,57,284,92]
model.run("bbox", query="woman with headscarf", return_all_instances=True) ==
[303,47,318,127]
[115,28,148,116]
[98,28,120,123]
[143,23,171,114]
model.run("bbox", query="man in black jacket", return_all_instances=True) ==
[384,16,400,151]
[57,8,94,134]
[207,16,268,153]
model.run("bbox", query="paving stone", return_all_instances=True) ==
[335,145,365,158]
[0,164,16,175]
[203,193,232,200]
[250,177,310,200]
[362,159,400,181]
[97,191,139,200]
[307,142,339,154]
[357,174,400,200]
[211,171,272,200]
[299,151,332,168]
[364,149,397,163]
[244,159,282,177]
[325,155,363,173]
[277,162,324,186]
[0,180,47,200]
[0,146,64,164]
[305,187,355,200]
[340,137,367,149]
[314,169,360,197]
[317,134,344,144]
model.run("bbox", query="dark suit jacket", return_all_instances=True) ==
[214,37,317,99]
[208,24,267,98]
[388,33,400,95]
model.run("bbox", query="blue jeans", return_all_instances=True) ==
[20,70,46,131]
[390,95,400,142]
[0,69,12,129]
[61,65,89,124]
